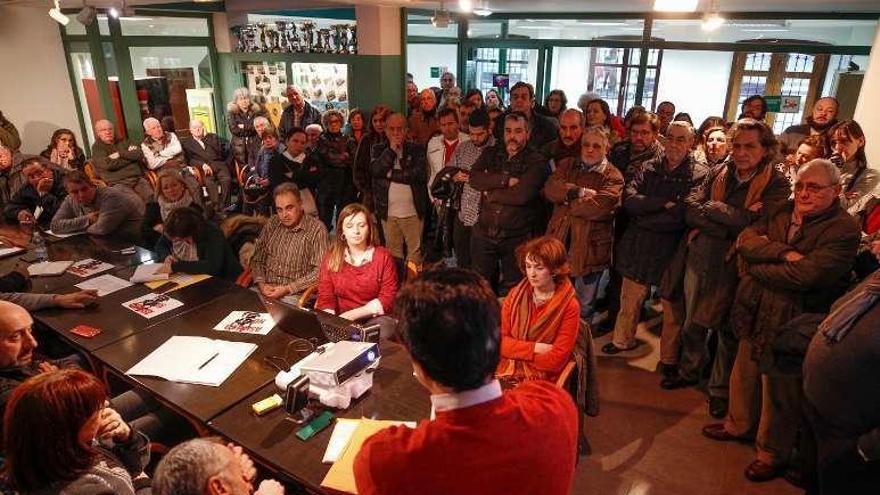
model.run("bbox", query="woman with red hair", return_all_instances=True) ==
[3,369,151,494]
[496,236,580,383]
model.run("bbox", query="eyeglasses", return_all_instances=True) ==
[794,182,836,194]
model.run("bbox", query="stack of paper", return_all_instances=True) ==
[27,260,74,276]
[127,336,257,387]
[0,245,24,259]
[321,419,416,493]
[75,274,134,297]
[130,263,169,283]
[67,258,115,277]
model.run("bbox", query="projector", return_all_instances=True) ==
[432,10,451,28]
[300,341,380,388]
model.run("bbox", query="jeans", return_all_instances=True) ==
[575,272,603,320]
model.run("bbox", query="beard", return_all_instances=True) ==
[807,115,837,132]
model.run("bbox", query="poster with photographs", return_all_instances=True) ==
[123,293,184,319]
[290,62,349,119]
[244,62,288,127]
[213,311,275,335]
[67,258,115,278]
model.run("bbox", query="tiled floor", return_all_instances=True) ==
[570,319,803,495]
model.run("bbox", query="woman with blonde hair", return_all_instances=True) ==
[496,236,580,383]
[316,203,398,338]
[140,168,204,247]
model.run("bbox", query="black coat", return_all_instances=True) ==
[494,111,559,153]
[315,131,357,198]
[268,151,320,193]
[2,168,66,225]
[226,103,265,167]
[278,102,322,141]
[370,142,429,221]
[181,133,228,171]
[155,221,242,282]
[615,154,708,286]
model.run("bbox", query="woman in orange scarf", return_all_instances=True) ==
[497,236,581,383]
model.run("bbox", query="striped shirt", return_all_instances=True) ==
[249,213,329,294]
[451,137,495,226]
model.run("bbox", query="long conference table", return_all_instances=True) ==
[0,222,430,493]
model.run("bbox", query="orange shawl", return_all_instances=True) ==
[712,162,774,264]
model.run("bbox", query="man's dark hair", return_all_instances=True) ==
[741,95,769,118]
[657,101,676,113]
[510,81,535,100]
[504,111,531,132]
[286,126,306,141]
[468,109,491,130]
[437,107,458,123]
[63,170,94,187]
[628,111,661,133]
[394,268,500,391]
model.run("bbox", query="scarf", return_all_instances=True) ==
[159,191,194,221]
[172,239,198,262]
[496,278,576,381]
[712,161,774,264]
[819,272,880,343]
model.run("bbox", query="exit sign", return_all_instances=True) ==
[764,95,801,113]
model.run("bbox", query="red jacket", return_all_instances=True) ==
[315,246,398,315]
[353,380,578,495]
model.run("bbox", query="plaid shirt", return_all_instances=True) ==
[450,137,496,226]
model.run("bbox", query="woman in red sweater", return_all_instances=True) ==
[316,203,399,338]
[497,236,580,383]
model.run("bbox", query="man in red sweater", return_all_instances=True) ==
[353,268,578,495]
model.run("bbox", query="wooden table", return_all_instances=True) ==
[208,342,430,493]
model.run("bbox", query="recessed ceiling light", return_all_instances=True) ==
[653,0,699,12]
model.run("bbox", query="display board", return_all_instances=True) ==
[290,62,349,119]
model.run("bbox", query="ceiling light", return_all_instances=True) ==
[653,0,698,12]
[472,0,492,16]
[48,0,69,26]
[108,7,119,18]
[432,2,451,28]
[701,0,725,31]
[459,0,473,13]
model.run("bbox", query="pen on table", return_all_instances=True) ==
[198,352,220,370]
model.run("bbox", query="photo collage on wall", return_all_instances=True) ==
[245,62,288,128]
[244,61,350,126]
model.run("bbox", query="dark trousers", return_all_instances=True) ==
[318,172,355,230]
[471,227,526,296]
[453,218,472,269]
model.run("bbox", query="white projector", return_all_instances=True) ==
[300,341,380,388]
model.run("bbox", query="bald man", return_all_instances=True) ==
[543,108,585,168]
[91,119,153,203]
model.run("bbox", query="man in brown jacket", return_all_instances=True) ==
[702,158,860,483]
[545,125,623,320]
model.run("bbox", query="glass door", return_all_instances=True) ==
[465,46,539,105]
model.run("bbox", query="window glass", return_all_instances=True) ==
[467,21,503,39]
[407,13,457,38]
[651,19,877,45]
[64,14,110,36]
[120,16,209,37]
[408,44,459,91]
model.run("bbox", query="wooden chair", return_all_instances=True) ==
[298,284,319,309]
[145,169,159,191]
[556,357,591,458]
[83,161,107,187]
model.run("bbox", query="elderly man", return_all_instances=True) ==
[604,121,707,356]
[371,113,429,273]
[50,171,145,244]
[153,438,284,495]
[470,112,548,295]
[278,85,321,141]
[141,117,185,172]
[702,159,860,483]
[662,119,791,420]
[545,126,624,320]
[3,158,66,226]
[181,120,231,215]
[778,96,839,154]
[544,108,585,168]
[434,71,458,109]
[353,269,577,495]
[90,119,152,203]
[249,183,329,304]
[495,82,558,151]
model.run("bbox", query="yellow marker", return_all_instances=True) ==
[252,394,283,416]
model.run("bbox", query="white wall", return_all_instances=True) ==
[407,44,458,90]
[855,26,880,167]
[549,47,590,106]
[0,5,82,154]
[656,50,733,127]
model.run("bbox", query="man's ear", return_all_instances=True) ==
[206,475,230,495]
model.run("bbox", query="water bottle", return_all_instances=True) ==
[31,232,48,261]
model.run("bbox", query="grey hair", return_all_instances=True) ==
[253,116,270,128]
[189,119,205,129]
[143,117,161,129]
[666,120,695,138]
[273,181,302,201]
[231,87,251,104]
[582,125,611,145]
[153,438,230,495]
[560,108,585,127]
[797,158,841,185]
[305,123,323,133]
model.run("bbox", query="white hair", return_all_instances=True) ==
[231,87,251,104]
[253,116,270,128]
[189,119,204,129]
[143,117,161,129]
[797,158,841,185]
[153,439,230,495]
[667,120,695,138]
[305,123,323,133]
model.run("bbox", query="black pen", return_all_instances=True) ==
[198,352,220,370]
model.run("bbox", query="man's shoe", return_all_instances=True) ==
[701,423,743,442]
[744,460,784,482]
[660,375,697,390]
[708,396,728,419]
[783,467,805,488]
[658,363,678,380]
[601,342,637,355]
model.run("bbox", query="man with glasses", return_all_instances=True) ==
[90,119,152,203]
[702,158,860,483]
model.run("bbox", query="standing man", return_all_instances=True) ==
[279,85,321,141]
[470,112,548,295]
[371,113,429,275]
[427,107,469,200]
[181,119,232,215]
[449,109,495,269]
[740,95,769,122]
[406,80,420,117]
[778,96,839,154]
[656,101,676,136]
[90,119,152,203]
[353,268,578,495]
[544,109,585,169]
[495,82,559,151]
[604,121,707,356]
[435,71,457,109]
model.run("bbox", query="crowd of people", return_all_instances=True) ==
[0,71,878,495]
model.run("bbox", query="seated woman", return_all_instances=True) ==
[777,134,828,186]
[141,168,205,247]
[40,128,86,171]
[156,206,242,281]
[829,119,878,216]
[316,203,398,339]
[3,369,151,495]
[496,236,580,384]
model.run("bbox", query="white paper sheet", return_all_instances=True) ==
[213,311,275,335]
[75,274,134,297]
[129,263,169,283]
[0,246,24,258]
[27,260,74,276]
[67,258,115,278]
[322,419,416,464]
[45,229,86,239]
[127,336,257,387]
[122,292,183,318]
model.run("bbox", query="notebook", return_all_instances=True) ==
[27,260,74,276]
[321,419,412,494]
[130,263,169,283]
[127,336,257,387]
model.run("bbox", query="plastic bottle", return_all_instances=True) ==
[31,232,48,261]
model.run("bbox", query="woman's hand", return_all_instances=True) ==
[157,255,175,274]
[534,342,553,354]
[96,407,132,443]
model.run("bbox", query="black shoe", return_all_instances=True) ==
[658,363,678,380]
[660,375,697,390]
[601,342,637,355]
[708,396,728,419]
